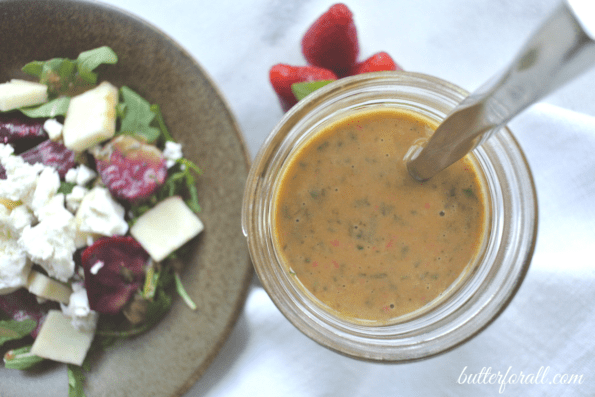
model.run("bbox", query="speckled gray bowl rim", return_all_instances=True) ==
[0,0,253,396]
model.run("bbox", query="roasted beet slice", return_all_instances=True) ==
[95,135,167,202]
[81,236,149,315]
[0,289,57,338]
[0,114,48,153]
[20,140,76,179]
[0,163,5,179]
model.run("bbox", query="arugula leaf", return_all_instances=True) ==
[0,319,36,347]
[291,80,334,101]
[21,46,118,97]
[76,46,118,84]
[21,61,44,77]
[128,158,203,226]
[150,104,174,142]
[23,58,76,97]
[3,345,44,370]
[67,364,87,397]
[174,273,197,311]
[144,288,173,325]
[18,97,70,118]
[163,159,202,210]
[118,86,160,143]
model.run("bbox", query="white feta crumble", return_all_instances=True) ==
[0,204,32,238]
[90,260,104,275]
[75,186,128,237]
[163,141,183,168]
[1,144,78,283]
[0,236,32,294]
[43,118,63,141]
[65,164,97,186]
[30,167,60,217]
[18,208,77,282]
[60,282,98,332]
[7,205,34,234]
[65,185,88,213]
[36,194,66,222]
[0,144,44,204]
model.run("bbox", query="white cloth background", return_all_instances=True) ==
[100,1,595,396]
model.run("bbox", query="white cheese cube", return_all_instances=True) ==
[30,310,96,366]
[130,196,204,262]
[0,79,48,111]
[62,81,118,152]
[27,269,72,304]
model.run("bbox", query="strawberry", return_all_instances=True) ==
[269,64,337,111]
[0,114,48,153]
[20,140,76,179]
[95,135,167,202]
[301,3,359,77]
[81,236,149,315]
[348,51,402,76]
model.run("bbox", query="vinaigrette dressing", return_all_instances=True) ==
[273,108,487,322]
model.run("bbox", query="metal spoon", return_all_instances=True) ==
[406,0,595,181]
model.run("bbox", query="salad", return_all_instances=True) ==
[0,47,204,395]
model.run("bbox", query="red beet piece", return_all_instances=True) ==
[348,51,402,76]
[81,236,149,315]
[20,140,76,179]
[269,64,337,112]
[0,114,48,153]
[301,3,359,77]
[0,289,57,338]
[95,135,167,202]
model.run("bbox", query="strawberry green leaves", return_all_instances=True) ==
[291,80,334,101]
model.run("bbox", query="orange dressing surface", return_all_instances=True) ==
[273,108,487,322]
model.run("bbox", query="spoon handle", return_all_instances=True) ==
[407,0,595,181]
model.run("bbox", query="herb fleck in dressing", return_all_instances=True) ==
[273,108,487,322]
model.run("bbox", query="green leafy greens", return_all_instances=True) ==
[0,319,36,347]
[118,86,161,143]
[67,364,87,397]
[3,345,44,370]
[3,46,204,397]
[18,97,70,118]
[22,46,117,97]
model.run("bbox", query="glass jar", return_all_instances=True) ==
[242,72,537,361]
